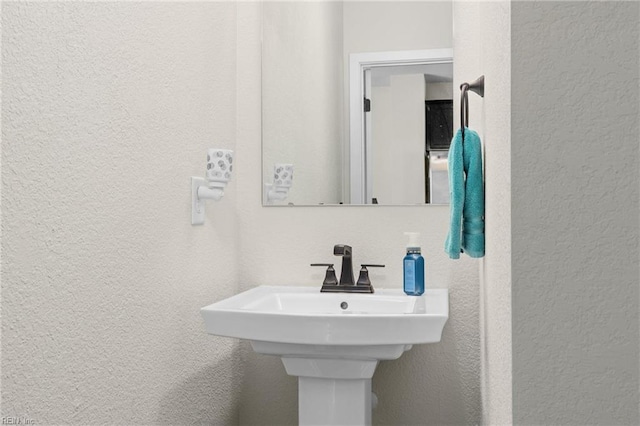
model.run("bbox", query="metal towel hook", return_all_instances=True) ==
[460,75,485,139]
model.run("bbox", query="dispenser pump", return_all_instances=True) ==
[404,232,421,253]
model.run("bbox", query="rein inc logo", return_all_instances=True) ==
[2,418,35,425]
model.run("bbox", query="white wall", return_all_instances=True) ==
[0,2,525,425]
[425,81,453,101]
[0,0,4,414]
[1,3,241,423]
[372,73,426,204]
[456,2,640,424]
[238,2,480,425]
[511,2,639,424]
[262,2,343,205]
[343,1,453,55]
[453,1,513,424]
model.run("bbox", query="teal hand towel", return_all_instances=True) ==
[445,127,485,259]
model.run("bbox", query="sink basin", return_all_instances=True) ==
[201,285,448,346]
[201,286,448,426]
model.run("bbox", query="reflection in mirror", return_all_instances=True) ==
[262,1,453,206]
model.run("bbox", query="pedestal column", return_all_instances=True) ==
[298,377,372,426]
[280,357,379,426]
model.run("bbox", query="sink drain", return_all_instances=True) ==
[340,302,348,310]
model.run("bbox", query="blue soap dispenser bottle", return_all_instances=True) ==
[403,232,425,296]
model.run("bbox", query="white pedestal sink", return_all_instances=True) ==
[201,286,448,426]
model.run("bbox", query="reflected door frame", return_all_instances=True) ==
[348,49,453,204]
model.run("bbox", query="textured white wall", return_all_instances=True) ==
[1,2,241,424]
[454,1,513,424]
[0,0,4,415]
[476,2,512,425]
[262,1,343,205]
[0,2,505,425]
[511,2,639,424]
[237,3,480,425]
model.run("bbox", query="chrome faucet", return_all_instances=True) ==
[311,245,384,293]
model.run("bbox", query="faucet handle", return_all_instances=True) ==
[310,264,338,286]
[357,264,385,288]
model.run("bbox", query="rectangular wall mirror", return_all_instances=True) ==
[262,1,453,206]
